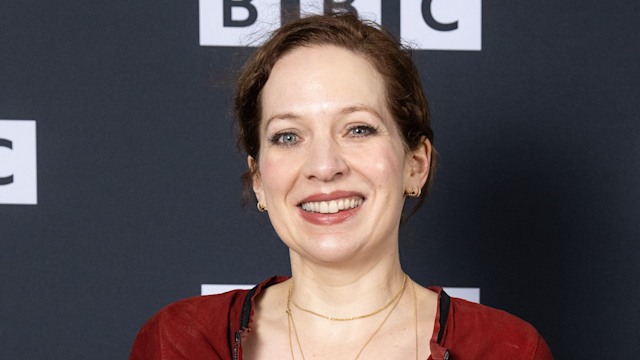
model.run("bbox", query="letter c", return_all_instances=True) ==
[422,0,459,31]
[0,138,14,185]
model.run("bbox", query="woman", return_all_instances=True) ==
[131,13,553,360]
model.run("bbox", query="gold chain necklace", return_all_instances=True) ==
[290,274,407,321]
[412,279,419,360]
[285,275,418,360]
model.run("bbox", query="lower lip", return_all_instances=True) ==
[298,204,361,225]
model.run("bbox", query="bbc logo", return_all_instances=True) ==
[0,120,37,205]
[200,0,481,51]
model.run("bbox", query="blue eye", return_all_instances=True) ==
[270,132,299,146]
[349,125,378,137]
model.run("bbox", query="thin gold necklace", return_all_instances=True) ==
[290,274,408,321]
[412,279,419,360]
[285,275,417,360]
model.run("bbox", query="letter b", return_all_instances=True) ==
[223,0,258,27]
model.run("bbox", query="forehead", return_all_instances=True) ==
[260,45,388,122]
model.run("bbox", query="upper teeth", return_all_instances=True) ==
[300,197,363,214]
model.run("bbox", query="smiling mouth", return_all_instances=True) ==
[300,196,364,214]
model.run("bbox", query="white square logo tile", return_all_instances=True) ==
[401,0,482,51]
[200,0,282,47]
[0,120,37,205]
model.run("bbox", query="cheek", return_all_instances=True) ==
[359,150,406,189]
[258,155,295,195]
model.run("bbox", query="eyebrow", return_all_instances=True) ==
[339,105,383,120]
[264,112,300,129]
[264,105,383,128]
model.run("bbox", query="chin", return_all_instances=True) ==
[294,236,370,264]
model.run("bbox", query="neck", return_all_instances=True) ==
[288,248,406,319]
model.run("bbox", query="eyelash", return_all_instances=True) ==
[348,124,379,137]
[268,131,299,146]
[267,125,379,146]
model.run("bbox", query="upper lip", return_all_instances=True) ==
[298,190,365,204]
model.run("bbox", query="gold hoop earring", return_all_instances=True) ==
[405,188,421,198]
[257,202,267,212]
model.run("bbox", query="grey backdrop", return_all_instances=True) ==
[1,1,639,359]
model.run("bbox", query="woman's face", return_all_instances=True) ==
[251,45,429,265]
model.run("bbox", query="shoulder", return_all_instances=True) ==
[129,289,248,360]
[442,296,553,360]
[129,276,288,360]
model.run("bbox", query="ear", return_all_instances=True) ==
[247,156,265,205]
[405,137,432,190]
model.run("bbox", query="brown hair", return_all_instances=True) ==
[234,12,436,216]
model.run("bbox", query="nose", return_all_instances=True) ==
[302,137,349,182]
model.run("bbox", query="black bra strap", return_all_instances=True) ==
[233,285,260,359]
[436,290,451,344]
[240,284,259,329]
